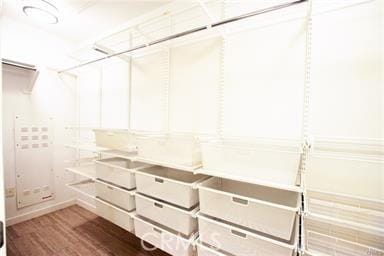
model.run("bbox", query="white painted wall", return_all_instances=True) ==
[311,0,383,139]
[1,16,78,224]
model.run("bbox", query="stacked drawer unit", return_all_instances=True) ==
[134,165,209,256]
[93,157,149,232]
[197,177,301,256]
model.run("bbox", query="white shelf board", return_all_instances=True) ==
[135,157,202,172]
[196,168,303,193]
[65,143,108,153]
[67,180,136,218]
[66,144,138,161]
[65,126,99,130]
[307,212,384,237]
[66,164,96,179]
[67,179,96,198]
[305,230,384,256]
[307,192,384,231]
[100,150,138,161]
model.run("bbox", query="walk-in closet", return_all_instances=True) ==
[1,0,383,255]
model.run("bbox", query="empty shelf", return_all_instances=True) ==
[101,149,138,161]
[305,214,384,252]
[66,164,96,179]
[67,179,96,198]
[196,168,302,192]
[307,189,384,234]
[305,230,384,256]
[136,157,202,172]
[65,143,108,153]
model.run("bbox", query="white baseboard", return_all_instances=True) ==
[75,198,96,214]
[6,199,77,226]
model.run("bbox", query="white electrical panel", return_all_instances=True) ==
[14,115,54,208]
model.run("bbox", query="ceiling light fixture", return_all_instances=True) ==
[22,0,59,24]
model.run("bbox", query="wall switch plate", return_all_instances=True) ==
[5,188,15,198]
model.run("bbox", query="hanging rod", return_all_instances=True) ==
[59,0,307,73]
[2,59,37,71]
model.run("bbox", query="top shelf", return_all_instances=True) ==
[66,143,108,153]
[66,143,137,160]
[65,143,201,172]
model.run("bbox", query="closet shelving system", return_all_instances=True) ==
[61,0,383,256]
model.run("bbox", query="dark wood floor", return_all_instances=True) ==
[7,205,170,256]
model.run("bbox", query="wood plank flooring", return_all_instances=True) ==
[7,205,170,256]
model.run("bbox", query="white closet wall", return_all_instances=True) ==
[223,19,305,138]
[131,52,166,132]
[169,38,221,134]
[2,70,77,223]
[101,60,130,129]
[311,1,383,139]
[1,16,78,224]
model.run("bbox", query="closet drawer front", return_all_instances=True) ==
[198,178,299,240]
[196,243,227,256]
[136,194,198,236]
[199,189,296,240]
[136,173,198,208]
[96,162,136,189]
[198,216,296,256]
[134,218,194,256]
[95,200,134,232]
[95,181,135,211]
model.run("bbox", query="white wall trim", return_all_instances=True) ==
[75,198,96,214]
[6,199,76,226]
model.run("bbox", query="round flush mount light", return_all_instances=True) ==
[22,0,59,24]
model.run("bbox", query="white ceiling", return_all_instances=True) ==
[2,0,171,43]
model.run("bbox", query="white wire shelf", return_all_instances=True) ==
[66,164,96,179]
[311,137,384,162]
[66,142,200,171]
[305,211,384,256]
[306,212,384,237]
[307,189,384,232]
[101,150,138,161]
[67,180,136,218]
[65,143,108,153]
[196,168,303,193]
[65,126,100,130]
[66,143,138,160]
[305,230,384,256]
[136,157,202,172]
[67,179,96,198]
